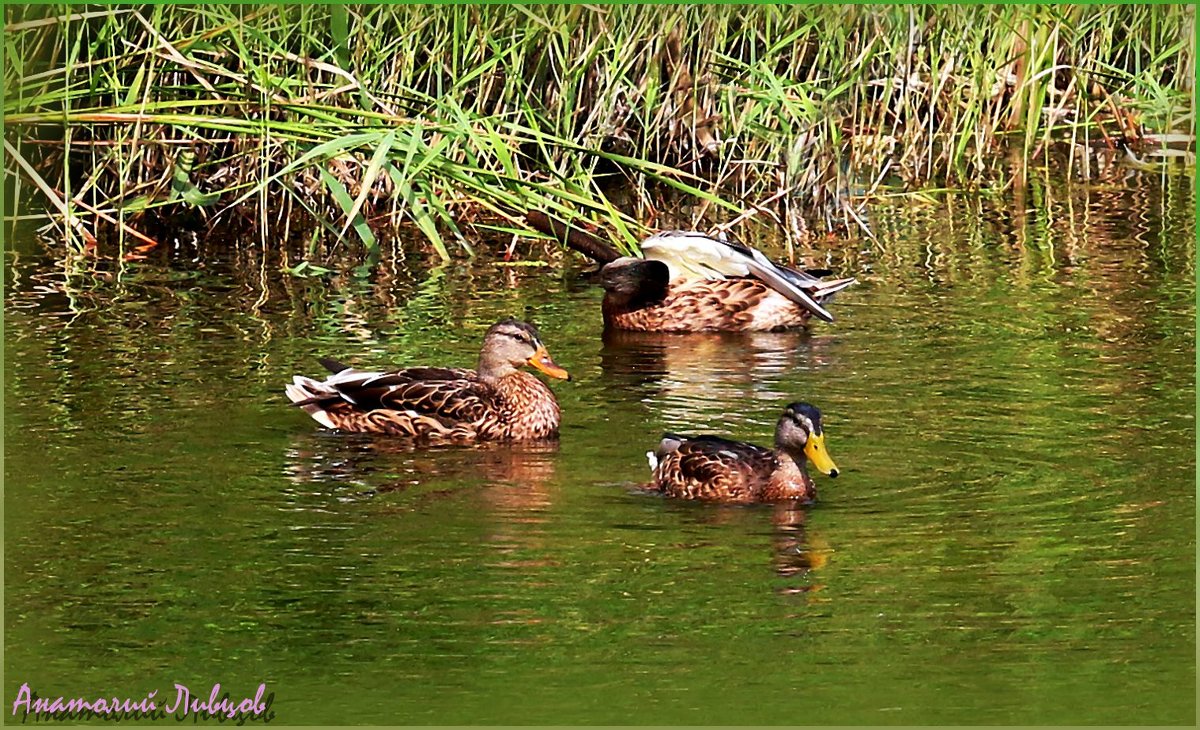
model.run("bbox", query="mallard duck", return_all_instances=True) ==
[646,402,839,503]
[524,213,855,332]
[284,318,570,441]
[601,232,856,331]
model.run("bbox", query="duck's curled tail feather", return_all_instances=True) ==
[285,376,337,429]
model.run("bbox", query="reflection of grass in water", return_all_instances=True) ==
[3,5,1193,262]
[3,187,1194,724]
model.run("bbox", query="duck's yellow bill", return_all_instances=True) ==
[804,433,839,477]
[528,346,571,380]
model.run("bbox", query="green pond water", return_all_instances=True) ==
[5,177,1196,724]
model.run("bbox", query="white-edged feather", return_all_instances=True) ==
[285,380,337,429]
[640,231,751,281]
[640,231,845,322]
[809,276,857,299]
[326,368,371,384]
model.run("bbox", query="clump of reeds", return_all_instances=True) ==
[3,4,1194,267]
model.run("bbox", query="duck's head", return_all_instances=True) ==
[479,318,571,381]
[775,402,839,477]
[599,257,671,309]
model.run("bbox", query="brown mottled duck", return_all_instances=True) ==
[285,318,570,441]
[524,214,855,332]
[646,402,839,503]
[601,232,856,331]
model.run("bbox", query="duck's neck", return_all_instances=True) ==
[601,279,674,320]
[601,294,628,322]
[602,291,650,321]
[763,448,815,502]
[490,371,561,439]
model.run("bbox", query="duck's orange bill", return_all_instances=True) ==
[528,346,571,380]
[804,433,839,477]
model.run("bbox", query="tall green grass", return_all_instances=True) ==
[3,4,1193,266]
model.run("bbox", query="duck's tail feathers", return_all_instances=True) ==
[809,276,858,301]
[733,244,856,318]
[657,433,688,455]
[285,376,337,429]
[320,357,353,374]
[737,249,835,322]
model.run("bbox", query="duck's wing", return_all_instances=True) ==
[641,232,851,322]
[669,435,775,483]
[640,231,751,280]
[650,433,775,500]
[776,266,858,300]
[288,365,493,424]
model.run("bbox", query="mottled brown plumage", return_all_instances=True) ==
[524,214,855,332]
[604,274,809,332]
[600,255,853,333]
[647,402,839,503]
[285,319,569,442]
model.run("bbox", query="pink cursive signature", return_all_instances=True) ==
[10,682,275,724]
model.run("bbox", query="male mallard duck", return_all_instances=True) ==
[285,318,570,441]
[646,402,839,503]
[524,213,855,332]
[601,232,856,331]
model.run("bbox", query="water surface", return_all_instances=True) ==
[5,175,1195,724]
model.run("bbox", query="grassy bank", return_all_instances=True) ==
[3,4,1194,267]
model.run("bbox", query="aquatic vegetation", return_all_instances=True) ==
[4,4,1194,265]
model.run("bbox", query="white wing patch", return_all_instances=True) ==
[640,230,848,322]
[284,378,338,429]
[641,231,750,281]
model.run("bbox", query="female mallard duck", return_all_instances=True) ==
[646,402,839,503]
[525,213,855,332]
[284,318,570,441]
[602,232,856,331]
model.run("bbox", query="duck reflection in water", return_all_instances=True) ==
[282,433,559,516]
[770,504,831,591]
[654,500,833,592]
[600,329,842,431]
[282,435,562,577]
